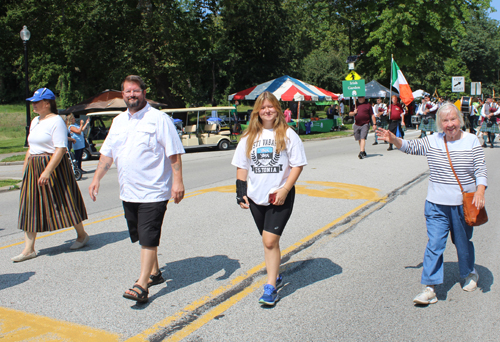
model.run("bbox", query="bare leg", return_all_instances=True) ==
[262,231,281,288]
[152,258,160,276]
[136,246,157,290]
[22,231,37,255]
[73,222,88,242]
[359,139,366,152]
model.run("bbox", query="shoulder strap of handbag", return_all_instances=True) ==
[443,136,464,193]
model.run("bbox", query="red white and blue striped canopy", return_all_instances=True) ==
[228,75,339,102]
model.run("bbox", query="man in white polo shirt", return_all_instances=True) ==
[89,75,185,303]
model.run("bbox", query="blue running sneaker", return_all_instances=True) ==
[276,274,284,289]
[259,284,279,306]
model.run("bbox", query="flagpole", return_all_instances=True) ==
[389,54,393,125]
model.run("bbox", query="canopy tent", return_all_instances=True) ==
[60,89,167,115]
[364,80,398,99]
[412,89,426,98]
[228,75,339,102]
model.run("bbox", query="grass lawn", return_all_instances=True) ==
[0,104,31,154]
[0,179,21,188]
[0,137,28,154]
[1,154,26,162]
[300,129,352,140]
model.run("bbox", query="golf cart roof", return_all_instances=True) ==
[86,111,124,116]
[160,106,235,113]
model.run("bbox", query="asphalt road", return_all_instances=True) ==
[1,130,499,341]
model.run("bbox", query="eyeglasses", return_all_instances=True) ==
[123,89,143,95]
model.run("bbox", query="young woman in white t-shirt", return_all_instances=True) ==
[231,91,307,306]
[12,88,89,263]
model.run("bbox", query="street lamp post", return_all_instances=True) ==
[20,25,31,147]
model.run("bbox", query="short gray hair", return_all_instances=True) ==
[436,102,464,132]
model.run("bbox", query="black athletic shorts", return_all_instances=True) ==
[249,187,295,236]
[122,200,168,247]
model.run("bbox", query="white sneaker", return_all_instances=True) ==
[413,287,438,305]
[463,272,479,292]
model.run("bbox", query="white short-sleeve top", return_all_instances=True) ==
[28,115,68,154]
[232,128,307,205]
[99,103,185,202]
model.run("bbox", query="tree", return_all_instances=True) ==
[458,10,500,94]
[220,0,289,94]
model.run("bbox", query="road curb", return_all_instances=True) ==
[0,161,24,166]
[0,177,23,193]
[0,183,22,193]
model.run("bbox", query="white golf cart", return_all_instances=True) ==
[83,106,236,158]
[161,106,237,150]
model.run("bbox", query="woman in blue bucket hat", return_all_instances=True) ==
[12,88,89,262]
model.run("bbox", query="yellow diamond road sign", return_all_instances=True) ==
[345,71,361,81]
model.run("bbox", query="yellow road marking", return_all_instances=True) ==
[185,181,383,202]
[1,182,384,341]
[0,307,121,341]
[128,200,375,342]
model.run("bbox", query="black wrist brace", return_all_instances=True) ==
[236,179,247,204]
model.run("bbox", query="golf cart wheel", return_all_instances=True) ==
[218,140,230,150]
[81,149,90,161]
[74,169,82,181]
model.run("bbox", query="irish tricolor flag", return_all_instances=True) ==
[391,59,414,106]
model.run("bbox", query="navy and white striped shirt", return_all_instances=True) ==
[400,132,487,206]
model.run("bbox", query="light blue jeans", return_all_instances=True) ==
[421,201,475,285]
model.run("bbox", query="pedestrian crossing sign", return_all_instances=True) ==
[345,71,361,81]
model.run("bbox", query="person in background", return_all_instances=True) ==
[377,102,487,306]
[12,88,89,262]
[284,107,292,123]
[332,104,342,131]
[349,96,376,159]
[326,104,334,120]
[67,114,89,172]
[479,95,500,148]
[386,95,405,151]
[419,94,438,138]
[232,91,307,306]
[415,97,427,133]
[372,97,387,145]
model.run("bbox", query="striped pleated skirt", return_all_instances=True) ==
[18,154,88,232]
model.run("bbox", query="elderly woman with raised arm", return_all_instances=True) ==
[377,102,487,306]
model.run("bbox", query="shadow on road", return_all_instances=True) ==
[405,261,493,300]
[37,230,130,256]
[364,153,384,158]
[131,255,241,308]
[440,262,493,298]
[271,258,342,306]
[0,271,35,291]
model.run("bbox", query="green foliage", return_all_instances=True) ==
[220,0,289,93]
[0,0,499,108]
[300,49,346,93]
[458,10,500,94]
